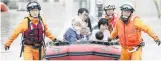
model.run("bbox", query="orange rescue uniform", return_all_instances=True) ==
[110,14,159,60]
[5,16,56,60]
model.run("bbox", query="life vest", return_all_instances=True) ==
[105,13,118,33]
[117,14,142,47]
[23,17,45,45]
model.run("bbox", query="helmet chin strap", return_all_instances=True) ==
[121,12,132,24]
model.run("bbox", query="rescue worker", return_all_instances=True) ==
[104,4,119,33]
[4,1,57,60]
[108,4,161,60]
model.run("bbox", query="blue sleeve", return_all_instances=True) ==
[64,29,78,43]
[69,34,78,43]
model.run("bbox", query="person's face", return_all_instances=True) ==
[122,10,131,17]
[121,10,132,23]
[100,24,108,31]
[79,11,89,21]
[82,21,88,27]
[30,9,39,18]
[73,23,82,31]
[105,9,114,16]
[81,27,87,34]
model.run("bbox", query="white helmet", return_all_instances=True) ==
[104,4,116,11]
[120,3,135,13]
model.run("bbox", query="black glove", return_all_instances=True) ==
[52,38,57,42]
[108,37,112,42]
[155,39,161,46]
[5,45,10,51]
[53,38,62,42]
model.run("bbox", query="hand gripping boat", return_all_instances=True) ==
[44,41,121,60]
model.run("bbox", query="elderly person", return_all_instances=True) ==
[63,17,83,44]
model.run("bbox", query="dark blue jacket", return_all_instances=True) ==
[63,28,82,44]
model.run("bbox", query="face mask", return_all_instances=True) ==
[30,10,39,18]
[108,15,112,19]
[121,15,129,23]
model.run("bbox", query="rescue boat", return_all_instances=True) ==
[44,41,121,60]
